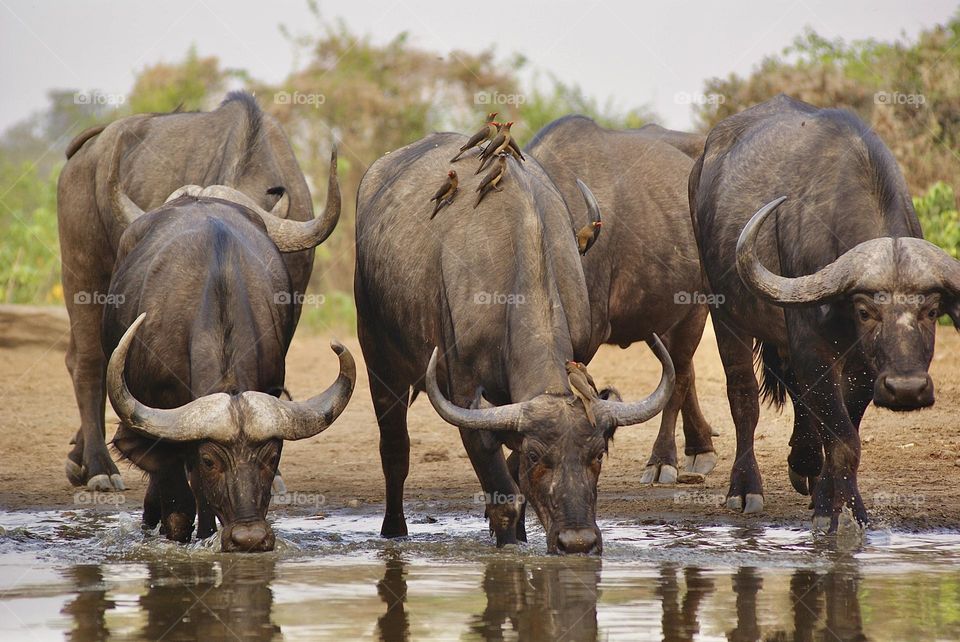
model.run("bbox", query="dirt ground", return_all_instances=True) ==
[1,305,958,530]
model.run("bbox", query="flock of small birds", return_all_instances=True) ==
[428,111,603,259]
[428,111,606,416]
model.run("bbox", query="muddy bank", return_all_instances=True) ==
[1,305,958,531]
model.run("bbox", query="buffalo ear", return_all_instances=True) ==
[947,298,960,330]
[110,424,184,474]
[598,387,622,440]
[598,386,622,402]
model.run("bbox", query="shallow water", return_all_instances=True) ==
[1,507,959,641]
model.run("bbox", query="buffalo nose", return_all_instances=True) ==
[880,374,934,408]
[224,521,275,552]
[557,528,599,554]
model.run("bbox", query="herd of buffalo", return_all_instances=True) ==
[56,91,960,554]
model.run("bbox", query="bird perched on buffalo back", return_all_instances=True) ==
[476,122,514,173]
[576,220,602,255]
[566,361,599,427]
[429,170,458,219]
[451,112,498,162]
[474,153,507,209]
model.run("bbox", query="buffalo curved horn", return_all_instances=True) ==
[165,184,204,203]
[107,132,145,227]
[576,178,602,225]
[736,197,892,306]
[425,347,529,432]
[595,334,675,426]
[106,314,236,442]
[200,148,341,253]
[239,341,357,441]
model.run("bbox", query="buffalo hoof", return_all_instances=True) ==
[812,514,832,532]
[271,474,287,496]
[641,463,678,485]
[726,493,764,514]
[380,515,408,539]
[789,468,817,496]
[65,459,85,487]
[683,452,718,476]
[86,473,125,492]
[677,472,705,484]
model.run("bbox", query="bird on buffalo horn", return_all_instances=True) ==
[429,170,459,219]
[451,112,498,162]
[474,153,507,209]
[566,360,599,427]
[576,220,602,255]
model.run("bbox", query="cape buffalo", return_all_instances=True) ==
[102,168,355,551]
[527,116,717,484]
[356,132,674,554]
[58,92,339,491]
[690,94,960,529]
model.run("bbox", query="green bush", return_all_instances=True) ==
[913,181,960,259]
[0,162,62,304]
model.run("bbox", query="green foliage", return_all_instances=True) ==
[694,13,960,195]
[296,290,357,335]
[0,162,62,304]
[515,73,654,145]
[914,181,960,259]
[128,46,235,114]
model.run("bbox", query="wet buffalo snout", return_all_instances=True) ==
[557,528,600,554]
[875,374,934,409]
[221,520,275,552]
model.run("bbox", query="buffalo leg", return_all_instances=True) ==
[62,277,124,491]
[156,466,196,543]
[459,427,521,547]
[785,369,823,497]
[792,362,867,530]
[190,467,217,540]
[367,366,411,538]
[713,316,764,514]
[643,306,717,483]
[505,450,527,542]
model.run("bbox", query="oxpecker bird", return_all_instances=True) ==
[451,112,499,162]
[566,361,599,427]
[576,220,602,255]
[429,170,459,218]
[474,154,507,209]
[476,122,514,173]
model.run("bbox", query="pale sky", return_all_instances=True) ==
[0,0,956,133]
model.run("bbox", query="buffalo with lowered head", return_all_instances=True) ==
[101,141,354,551]
[58,92,338,491]
[356,132,674,554]
[690,94,960,529]
[527,115,717,485]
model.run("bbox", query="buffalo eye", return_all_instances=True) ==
[857,307,871,322]
[201,454,216,471]
[927,307,939,320]
[595,452,604,464]
[527,450,540,465]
